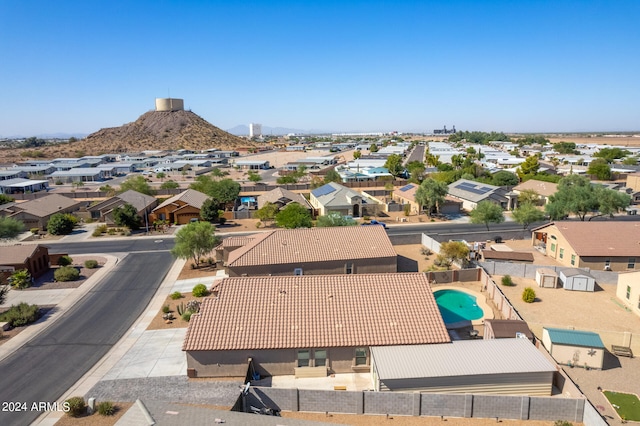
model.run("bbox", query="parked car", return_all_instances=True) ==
[362,219,387,229]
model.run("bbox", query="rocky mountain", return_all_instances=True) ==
[4,110,252,159]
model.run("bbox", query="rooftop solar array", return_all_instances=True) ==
[399,184,415,192]
[311,184,337,198]
[455,181,494,195]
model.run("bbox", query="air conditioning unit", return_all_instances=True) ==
[604,265,611,271]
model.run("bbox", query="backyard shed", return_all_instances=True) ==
[559,268,596,292]
[484,319,534,342]
[370,339,555,395]
[541,327,605,369]
[535,268,559,288]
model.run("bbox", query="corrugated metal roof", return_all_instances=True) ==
[371,339,555,380]
[544,327,605,348]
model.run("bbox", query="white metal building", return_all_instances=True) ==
[559,268,596,292]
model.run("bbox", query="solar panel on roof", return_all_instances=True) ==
[399,184,414,192]
[311,184,337,198]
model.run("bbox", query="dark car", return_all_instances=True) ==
[362,219,387,229]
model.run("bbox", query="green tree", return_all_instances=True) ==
[247,171,262,183]
[516,155,540,180]
[119,176,153,195]
[156,172,166,181]
[414,178,448,216]
[323,169,342,184]
[113,203,141,230]
[517,189,540,205]
[512,202,546,229]
[406,161,426,183]
[553,141,578,154]
[0,217,25,239]
[254,202,279,226]
[0,194,15,205]
[353,150,362,160]
[0,283,8,305]
[200,198,220,222]
[622,156,638,165]
[99,184,116,196]
[439,241,470,266]
[47,213,78,235]
[277,174,298,184]
[594,147,630,162]
[190,176,240,209]
[369,144,378,153]
[492,171,519,186]
[384,154,405,177]
[451,154,464,169]
[316,212,357,227]
[590,185,631,219]
[469,201,505,230]
[587,158,612,180]
[160,180,179,189]
[170,221,220,266]
[275,203,312,229]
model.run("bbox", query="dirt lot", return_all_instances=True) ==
[53,402,132,426]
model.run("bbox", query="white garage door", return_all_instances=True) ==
[572,277,588,291]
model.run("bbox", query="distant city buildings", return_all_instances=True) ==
[249,123,262,138]
[433,125,456,135]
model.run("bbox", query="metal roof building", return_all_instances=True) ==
[542,327,605,370]
[370,339,555,395]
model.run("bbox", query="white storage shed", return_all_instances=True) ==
[559,268,596,292]
[535,268,559,288]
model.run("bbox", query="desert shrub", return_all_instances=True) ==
[0,302,40,327]
[256,221,262,228]
[107,228,116,235]
[47,213,78,235]
[433,254,451,268]
[57,255,73,267]
[170,291,183,300]
[403,204,411,216]
[363,215,370,221]
[186,300,201,313]
[192,283,208,297]
[420,247,433,256]
[65,396,86,417]
[84,259,98,269]
[9,269,31,289]
[30,228,39,235]
[97,401,115,416]
[553,421,573,426]
[92,228,103,237]
[54,266,80,282]
[182,311,192,321]
[162,304,170,314]
[522,287,536,303]
[501,275,513,286]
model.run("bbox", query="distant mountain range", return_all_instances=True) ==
[0,132,88,139]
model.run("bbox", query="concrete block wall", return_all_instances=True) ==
[471,394,525,419]
[364,391,414,415]
[528,397,585,422]
[420,393,467,417]
[479,261,618,285]
[298,389,363,414]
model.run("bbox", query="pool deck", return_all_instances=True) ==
[434,285,495,330]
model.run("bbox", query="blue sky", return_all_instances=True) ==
[1,0,639,136]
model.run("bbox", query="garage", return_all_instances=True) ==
[559,268,596,292]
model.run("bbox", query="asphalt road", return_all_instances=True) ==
[0,250,173,426]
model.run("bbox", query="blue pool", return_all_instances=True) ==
[434,289,484,324]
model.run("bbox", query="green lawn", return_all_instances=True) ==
[604,390,640,422]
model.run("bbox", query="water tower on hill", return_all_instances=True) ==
[155,98,184,112]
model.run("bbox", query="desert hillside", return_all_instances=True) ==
[5,110,253,159]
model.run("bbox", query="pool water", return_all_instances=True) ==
[434,289,484,324]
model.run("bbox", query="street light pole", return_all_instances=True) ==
[141,197,149,234]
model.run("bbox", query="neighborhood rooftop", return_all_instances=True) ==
[534,222,640,257]
[226,226,396,268]
[182,272,450,351]
[544,327,605,348]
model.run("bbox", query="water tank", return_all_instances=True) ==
[155,98,184,112]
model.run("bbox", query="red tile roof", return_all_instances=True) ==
[183,273,450,351]
[226,226,396,268]
[534,222,640,257]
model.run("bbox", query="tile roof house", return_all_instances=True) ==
[0,244,50,278]
[149,189,208,225]
[392,183,461,216]
[182,272,450,378]
[224,226,397,277]
[88,190,158,225]
[512,180,558,205]
[256,187,312,211]
[616,271,640,319]
[447,179,517,211]
[2,193,83,230]
[532,222,640,271]
[309,182,372,217]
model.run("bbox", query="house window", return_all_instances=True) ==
[571,254,576,266]
[550,243,556,253]
[550,235,557,240]
[297,350,310,367]
[294,268,303,276]
[314,349,327,367]
[345,263,353,274]
[627,286,631,300]
[628,258,636,269]
[559,248,564,259]
[355,347,367,366]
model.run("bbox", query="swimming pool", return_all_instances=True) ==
[434,289,484,324]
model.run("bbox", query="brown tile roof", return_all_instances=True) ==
[481,250,534,262]
[182,273,450,351]
[513,180,558,198]
[0,244,40,264]
[219,236,254,248]
[226,226,396,268]
[12,194,81,218]
[257,187,311,209]
[534,222,640,257]
[153,189,208,211]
